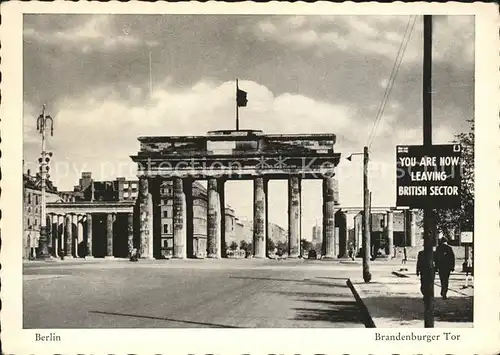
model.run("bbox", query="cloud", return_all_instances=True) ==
[24,15,158,54]
[250,15,473,65]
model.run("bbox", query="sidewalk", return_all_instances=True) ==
[348,269,473,328]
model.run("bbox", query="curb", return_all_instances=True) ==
[346,279,376,328]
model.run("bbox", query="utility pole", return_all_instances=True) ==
[236,79,240,131]
[36,105,54,260]
[363,146,372,282]
[422,14,435,328]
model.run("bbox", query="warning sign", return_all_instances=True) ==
[396,144,461,208]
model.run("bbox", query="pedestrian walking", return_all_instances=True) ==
[348,242,355,260]
[434,237,455,299]
[402,246,407,265]
[416,249,425,296]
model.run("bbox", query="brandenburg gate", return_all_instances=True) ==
[130,129,342,259]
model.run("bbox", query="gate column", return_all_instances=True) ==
[105,213,114,259]
[288,176,301,258]
[75,214,83,258]
[127,212,134,255]
[64,214,73,259]
[86,213,94,259]
[409,210,417,246]
[387,210,394,258]
[218,178,226,258]
[253,177,266,258]
[51,214,58,257]
[173,177,187,259]
[322,177,336,259]
[139,177,154,259]
[207,178,221,258]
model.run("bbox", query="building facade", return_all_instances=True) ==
[353,209,420,256]
[23,170,61,259]
[157,180,210,258]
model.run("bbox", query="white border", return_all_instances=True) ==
[2,2,499,354]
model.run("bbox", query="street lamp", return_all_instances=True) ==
[346,146,372,282]
[36,104,54,260]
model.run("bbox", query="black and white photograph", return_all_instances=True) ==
[2,2,499,354]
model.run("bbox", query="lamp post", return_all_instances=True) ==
[36,104,54,260]
[347,146,372,282]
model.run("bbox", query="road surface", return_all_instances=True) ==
[24,259,371,328]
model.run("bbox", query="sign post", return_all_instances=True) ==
[395,14,463,329]
[396,144,462,209]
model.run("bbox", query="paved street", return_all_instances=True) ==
[24,259,375,328]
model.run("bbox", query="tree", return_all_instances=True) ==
[276,240,288,255]
[313,241,323,255]
[267,238,276,252]
[301,239,313,252]
[229,241,238,251]
[430,119,474,238]
[239,240,253,257]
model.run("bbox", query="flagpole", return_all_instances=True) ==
[236,79,239,131]
[149,51,153,100]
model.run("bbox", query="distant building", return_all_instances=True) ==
[353,210,421,255]
[312,222,322,244]
[225,206,237,246]
[268,222,287,243]
[235,218,253,244]
[157,180,209,258]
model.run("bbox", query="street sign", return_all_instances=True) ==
[460,231,473,244]
[396,144,461,208]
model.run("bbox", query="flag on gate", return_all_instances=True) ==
[237,86,248,107]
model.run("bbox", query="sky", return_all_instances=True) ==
[23,14,474,238]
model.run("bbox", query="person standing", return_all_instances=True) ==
[463,248,473,288]
[434,237,455,299]
[402,246,408,265]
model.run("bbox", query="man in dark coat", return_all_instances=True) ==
[434,237,455,299]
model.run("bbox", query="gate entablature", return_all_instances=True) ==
[130,130,341,179]
[130,130,342,260]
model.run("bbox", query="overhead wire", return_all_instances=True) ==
[367,15,418,149]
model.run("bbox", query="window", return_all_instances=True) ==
[162,238,173,248]
[163,224,170,234]
[34,219,38,226]
[163,210,168,218]
[27,193,31,204]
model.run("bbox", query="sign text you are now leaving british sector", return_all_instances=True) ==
[396,144,462,209]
